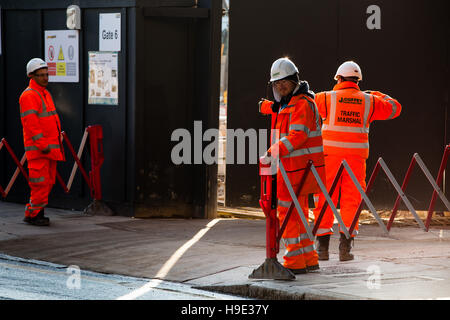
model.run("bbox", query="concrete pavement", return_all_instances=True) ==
[0,200,449,300]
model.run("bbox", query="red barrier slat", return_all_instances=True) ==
[387,156,417,231]
[348,160,381,236]
[1,138,29,182]
[425,144,450,231]
[277,161,312,243]
[55,170,69,193]
[312,163,344,235]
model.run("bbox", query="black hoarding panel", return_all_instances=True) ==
[2,10,42,204]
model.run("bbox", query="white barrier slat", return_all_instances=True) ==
[278,159,314,241]
[414,154,450,211]
[310,164,351,239]
[342,159,390,235]
[66,129,89,191]
[377,158,427,231]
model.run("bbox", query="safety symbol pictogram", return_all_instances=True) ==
[58,46,65,60]
[48,45,55,61]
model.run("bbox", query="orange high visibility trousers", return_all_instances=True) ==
[25,158,57,218]
[278,183,318,270]
[313,155,366,237]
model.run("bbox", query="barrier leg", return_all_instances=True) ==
[387,156,417,231]
[349,160,381,235]
[425,145,450,230]
[312,162,344,235]
[83,125,115,216]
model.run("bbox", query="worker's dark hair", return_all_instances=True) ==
[339,75,360,83]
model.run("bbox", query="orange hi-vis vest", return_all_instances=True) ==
[260,93,326,195]
[316,81,402,159]
[19,79,65,161]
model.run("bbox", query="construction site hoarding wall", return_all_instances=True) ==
[0,0,222,218]
[226,0,449,211]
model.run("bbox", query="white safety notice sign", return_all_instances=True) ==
[99,13,121,52]
[44,30,79,82]
[88,51,119,105]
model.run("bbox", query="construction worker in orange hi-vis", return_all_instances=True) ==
[313,61,402,261]
[259,57,326,274]
[19,58,65,226]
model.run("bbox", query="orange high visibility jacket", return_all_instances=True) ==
[19,79,65,161]
[260,93,326,195]
[316,81,402,159]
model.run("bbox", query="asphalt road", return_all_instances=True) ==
[0,254,244,300]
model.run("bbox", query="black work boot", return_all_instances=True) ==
[339,233,354,261]
[26,210,50,226]
[316,235,330,261]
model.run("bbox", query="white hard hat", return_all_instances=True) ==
[334,61,362,81]
[26,58,48,75]
[270,57,299,82]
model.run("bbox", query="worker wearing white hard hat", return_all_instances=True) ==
[259,57,326,274]
[313,60,402,262]
[19,58,65,226]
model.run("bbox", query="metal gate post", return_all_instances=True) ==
[83,125,115,216]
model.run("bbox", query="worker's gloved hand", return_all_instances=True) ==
[259,152,272,165]
[258,99,265,113]
[41,146,50,154]
[271,101,280,113]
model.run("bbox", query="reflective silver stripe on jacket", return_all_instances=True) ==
[323,140,369,149]
[29,177,45,183]
[282,145,324,158]
[302,244,316,253]
[20,109,39,117]
[316,228,333,235]
[386,100,398,120]
[39,110,58,118]
[322,124,369,134]
[285,248,303,258]
[289,124,322,138]
[280,136,294,153]
[32,133,44,141]
[283,237,301,246]
[25,144,60,152]
[25,88,47,113]
[278,200,292,208]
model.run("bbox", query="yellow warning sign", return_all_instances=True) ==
[56,63,66,76]
[58,46,65,60]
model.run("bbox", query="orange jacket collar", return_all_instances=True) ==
[28,78,47,93]
[333,81,360,91]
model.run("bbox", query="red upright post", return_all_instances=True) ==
[425,144,450,231]
[86,125,104,201]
